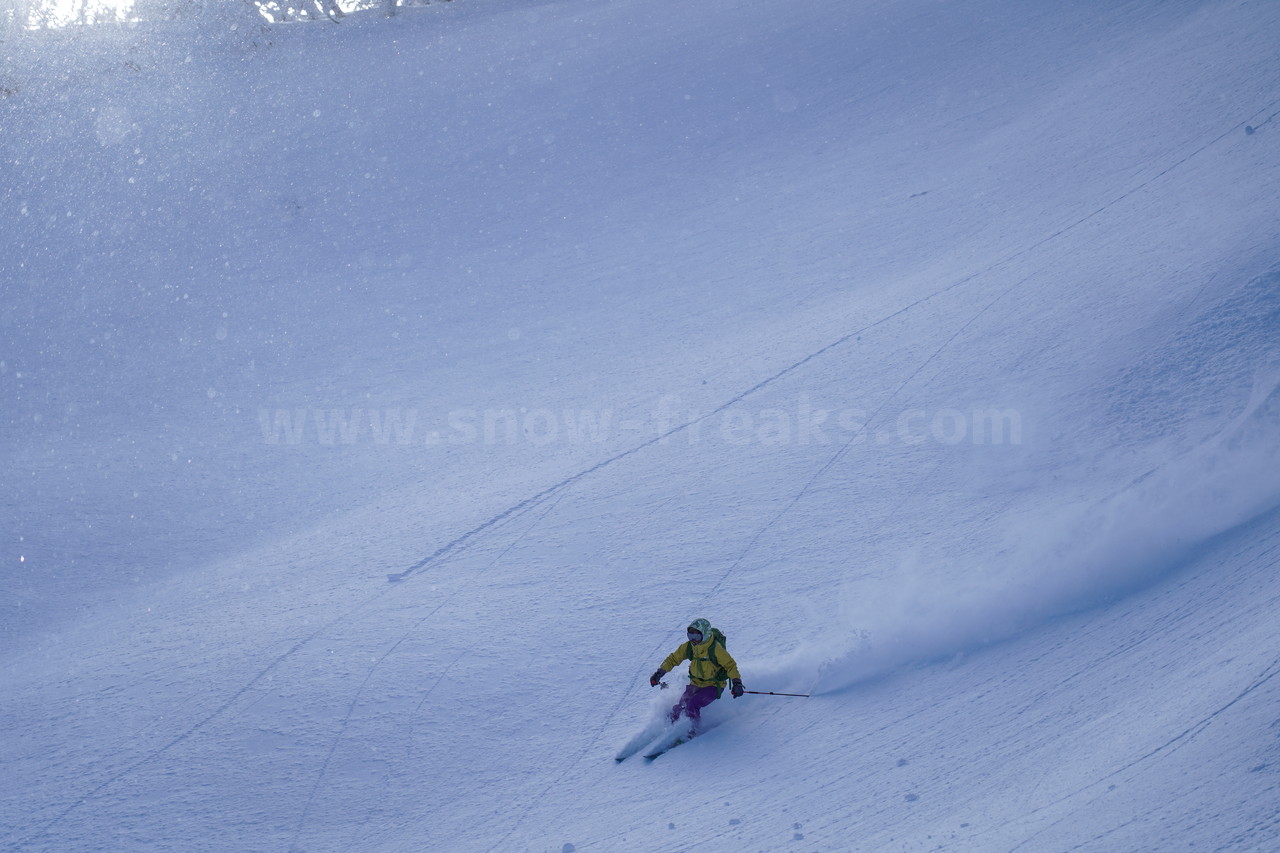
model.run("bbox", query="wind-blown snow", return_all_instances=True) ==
[3,0,1280,850]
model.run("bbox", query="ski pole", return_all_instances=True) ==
[657,682,810,697]
[744,690,810,697]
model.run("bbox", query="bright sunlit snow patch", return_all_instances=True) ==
[27,0,137,28]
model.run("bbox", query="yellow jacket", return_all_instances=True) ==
[660,636,741,688]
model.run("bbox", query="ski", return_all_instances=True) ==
[614,719,670,762]
[643,727,695,761]
[611,712,675,758]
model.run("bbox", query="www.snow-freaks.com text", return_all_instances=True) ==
[256,396,1023,449]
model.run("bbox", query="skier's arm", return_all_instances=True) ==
[659,644,691,673]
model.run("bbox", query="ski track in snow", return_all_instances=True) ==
[1000,652,1280,853]
[17,606,368,848]
[396,76,1280,614]
[289,489,566,849]
[15,485,557,849]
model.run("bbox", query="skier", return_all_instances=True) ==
[649,618,745,734]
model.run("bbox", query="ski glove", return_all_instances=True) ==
[731,678,745,698]
[650,669,667,687]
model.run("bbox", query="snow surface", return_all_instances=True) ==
[3,0,1280,850]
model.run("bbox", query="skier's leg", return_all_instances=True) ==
[683,685,722,733]
[668,684,697,724]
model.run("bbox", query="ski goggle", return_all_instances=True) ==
[687,628,704,641]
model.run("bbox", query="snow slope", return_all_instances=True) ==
[3,0,1280,850]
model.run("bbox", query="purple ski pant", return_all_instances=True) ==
[668,684,722,730]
